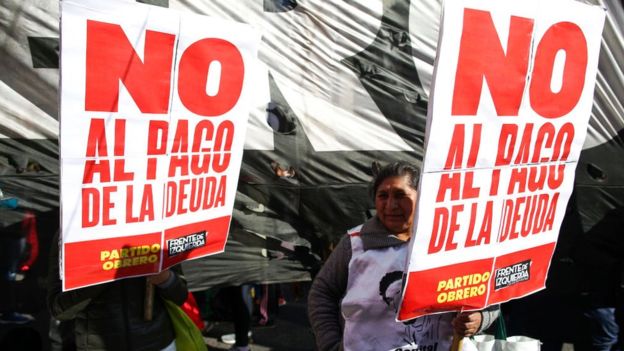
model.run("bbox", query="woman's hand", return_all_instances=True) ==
[147,269,172,286]
[452,311,482,337]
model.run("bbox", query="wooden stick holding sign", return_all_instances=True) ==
[450,334,462,351]
[144,280,154,321]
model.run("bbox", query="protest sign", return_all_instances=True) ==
[398,0,605,321]
[60,0,260,290]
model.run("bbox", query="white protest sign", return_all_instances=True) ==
[398,0,604,320]
[60,0,260,290]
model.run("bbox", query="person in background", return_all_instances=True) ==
[47,231,188,351]
[220,285,253,351]
[308,161,499,351]
[0,188,37,324]
[572,206,623,351]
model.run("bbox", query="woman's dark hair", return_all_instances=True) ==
[371,161,420,197]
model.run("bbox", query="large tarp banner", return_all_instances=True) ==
[398,0,605,320]
[59,0,260,290]
[0,0,622,292]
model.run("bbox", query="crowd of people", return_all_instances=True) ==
[0,161,622,350]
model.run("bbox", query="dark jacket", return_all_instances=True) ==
[572,207,624,305]
[47,233,188,351]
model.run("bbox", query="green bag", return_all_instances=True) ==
[163,299,207,351]
[493,310,507,340]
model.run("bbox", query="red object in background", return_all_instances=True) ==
[19,211,38,272]
[181,291,205,330]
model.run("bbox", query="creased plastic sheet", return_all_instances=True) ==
[0,0,622,289]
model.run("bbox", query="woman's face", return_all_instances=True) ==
[375,175,418,235]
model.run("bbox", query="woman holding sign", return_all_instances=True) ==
[308,161,499,351]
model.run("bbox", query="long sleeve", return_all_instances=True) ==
[46,231,106,320]
[308,235,351,351]
[154,265,188,306]
[478,304,501,333]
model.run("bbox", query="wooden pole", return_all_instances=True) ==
[144,279,154,321]
[450,333,463,351]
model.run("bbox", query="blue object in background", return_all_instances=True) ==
[0,197,18,209]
